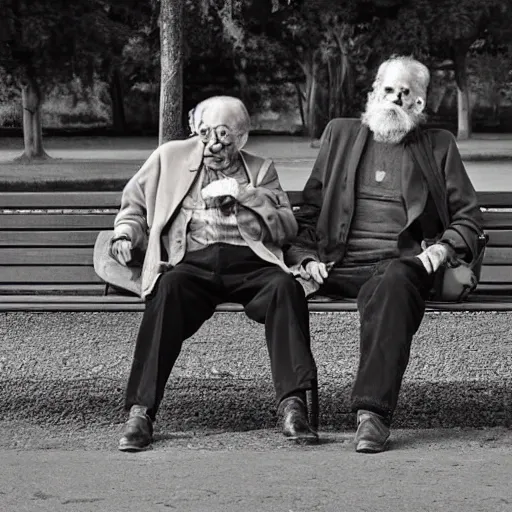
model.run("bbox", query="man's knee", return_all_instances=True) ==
[381,258,428,289]
[267,272,304,297]
[151,269,191,298]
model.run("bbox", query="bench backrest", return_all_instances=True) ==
[1,191,511,296]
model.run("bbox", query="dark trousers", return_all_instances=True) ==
[125,243,317,420]
[319,257,434,423]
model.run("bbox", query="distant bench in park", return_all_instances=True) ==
[1,190,512,312]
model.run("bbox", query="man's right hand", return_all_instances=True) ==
[111,238,132,266]
[300,261,330,285]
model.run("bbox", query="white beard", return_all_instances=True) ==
[362,96,423,144]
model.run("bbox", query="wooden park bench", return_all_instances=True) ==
[1,188,512,430]
[1,189,512,312]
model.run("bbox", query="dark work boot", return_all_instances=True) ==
[118,405,153,452]
[278,396,319,444]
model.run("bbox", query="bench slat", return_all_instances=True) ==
[486,230,512,247]
[0,231,100,247]
[1,236,510,261]
[0,191,122,209]
[480,265,512,283]
[1,214,116,230]
[1,266,102,283]
[0,295,141,303]
[482,212,512,230]
[2,300,512,312]
[475,191,512,208]
[0,248,93,265]
[1,191,512,209]
[0,284,106,295]
[482,247,512,265]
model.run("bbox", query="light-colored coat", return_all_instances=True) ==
[113,136,297,299]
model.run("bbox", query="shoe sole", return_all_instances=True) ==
[356,439,389,453]
[118,441,152,452]
[285,433,320,445]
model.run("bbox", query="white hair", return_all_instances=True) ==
[373,55,430,98]
[189,96,250,135]
[361,56,430,143]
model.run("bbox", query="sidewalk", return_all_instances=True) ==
[1,426,512,512]
[0,133,511,163]
[0,133,510,191]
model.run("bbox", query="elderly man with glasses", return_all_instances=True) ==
[108,96,318,451]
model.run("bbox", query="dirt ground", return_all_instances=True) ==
[1,423,512,512]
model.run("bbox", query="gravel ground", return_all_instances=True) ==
[1,310,511,433]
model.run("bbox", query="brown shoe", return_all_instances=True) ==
[354,409,390,453]
[118,405,153,452]
[278,396,319,444]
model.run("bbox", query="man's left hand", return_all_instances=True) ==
[416,242,455,274]
[201,177,239,200]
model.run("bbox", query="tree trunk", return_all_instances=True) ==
[453,45,472,140]
[327,56,337,120]
[295,82,306,131]
[18,77,48,161]
[109,68,126,134]
[159,0,184,144]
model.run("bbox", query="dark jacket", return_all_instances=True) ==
[286,118,483,268]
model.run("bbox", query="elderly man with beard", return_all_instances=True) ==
[108,96,318,451]
[286,56,483,453]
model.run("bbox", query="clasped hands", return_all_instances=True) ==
[299,242,458,285]
[201,177,239,201]
[111,178,240,267]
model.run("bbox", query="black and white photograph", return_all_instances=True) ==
[0,0,511,510]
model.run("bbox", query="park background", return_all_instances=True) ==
[1,0,512,165]
[1,3,512,510]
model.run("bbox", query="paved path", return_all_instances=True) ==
[276,160,512,191]
[2,428,512,512]
[1,133,511,161]
[1,134,510,191]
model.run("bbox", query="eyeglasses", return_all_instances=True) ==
[197,124,235,144]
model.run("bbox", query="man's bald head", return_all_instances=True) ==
[190,96,250,146]
[190,96,251,171]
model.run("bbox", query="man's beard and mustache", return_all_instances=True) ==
[361,92,425,144]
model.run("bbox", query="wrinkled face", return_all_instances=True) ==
[362,64,426,144]
[378,66,418,111]
[198,104,243,171]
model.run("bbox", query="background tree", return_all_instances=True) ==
[159,0,184,143]
[356,0,512,139]
[0,0,141,160]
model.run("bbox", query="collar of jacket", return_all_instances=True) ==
[403,128,450,228]
[315,120,442,262]
[153,137,268,234]
[341,123,450,232]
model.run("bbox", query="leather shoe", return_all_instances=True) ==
[118,405,153,452]
[354,409,390,453]
[278,396,319,444]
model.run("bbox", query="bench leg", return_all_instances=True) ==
[104,283,110,296]
[306,379,319,432]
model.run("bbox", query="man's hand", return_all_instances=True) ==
[300,261,330,285]
[111,238,132,266]
[201,177,239,200]
[416,242,455,274]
